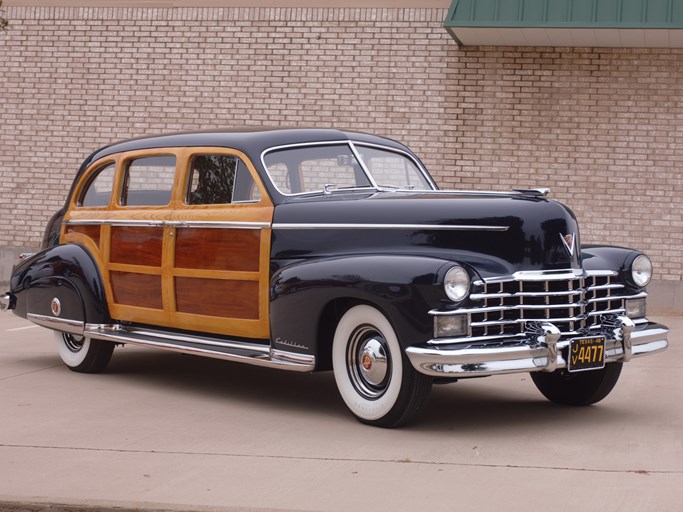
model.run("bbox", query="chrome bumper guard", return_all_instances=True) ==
[1,293,14,311]
[406,315,669,378]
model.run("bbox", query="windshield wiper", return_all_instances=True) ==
[322,184,377,196]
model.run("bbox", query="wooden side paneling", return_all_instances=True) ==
[65,224,101,248]
[111,271,163,309]
[175,277,259,319]
[110,226,163,266]
[174,228,261,272]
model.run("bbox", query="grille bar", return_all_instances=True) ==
[465,271,639,339]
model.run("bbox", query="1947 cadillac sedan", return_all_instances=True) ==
[1,128,670,427]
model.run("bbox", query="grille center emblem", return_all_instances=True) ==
[560,233,576,256]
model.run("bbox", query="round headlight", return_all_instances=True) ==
[631,254,653,288]
[444,265,470,302]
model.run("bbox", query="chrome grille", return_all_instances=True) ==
[468,271,629,338]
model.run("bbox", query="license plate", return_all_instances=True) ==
[568,336,606,372]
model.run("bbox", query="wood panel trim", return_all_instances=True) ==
[174,227,261,272]
[110,271,163,309]
[109,263,163,275]
[110,226,164,266]
[173,268,260,280]
[175,277,259,319]
[65,224,101,248]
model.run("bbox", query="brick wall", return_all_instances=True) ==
[1,7,681,292]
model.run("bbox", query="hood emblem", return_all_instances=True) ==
[560,233,576,256]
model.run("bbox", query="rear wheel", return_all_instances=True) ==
[531,362,623,406]
[332,305,432,427]
[55,331,114,373]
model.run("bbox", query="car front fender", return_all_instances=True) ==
[270,254,457,370]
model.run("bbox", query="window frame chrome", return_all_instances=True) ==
[260,140,437,197]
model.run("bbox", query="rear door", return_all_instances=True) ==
[63,147,273,340]
[167,147,273,339]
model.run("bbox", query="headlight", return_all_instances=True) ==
[444,265,470,302]
[631,255,653,287]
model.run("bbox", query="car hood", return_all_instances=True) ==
[271,191,581,278]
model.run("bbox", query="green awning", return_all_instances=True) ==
[445,0,683,47]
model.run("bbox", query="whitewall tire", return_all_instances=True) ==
[54,330,114,373]
[332,305,432,427]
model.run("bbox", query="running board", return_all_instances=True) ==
[84,324,315,372]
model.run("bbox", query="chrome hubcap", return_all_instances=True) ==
[347,325,391,399]
[62,333,85,353]
[359,338,389,386]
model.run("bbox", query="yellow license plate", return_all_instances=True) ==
[568,336,606,372]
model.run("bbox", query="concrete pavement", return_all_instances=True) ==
[1,313,681,512]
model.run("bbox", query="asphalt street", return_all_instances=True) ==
[0,313,681,512]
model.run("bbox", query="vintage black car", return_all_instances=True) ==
[1,128,670,427]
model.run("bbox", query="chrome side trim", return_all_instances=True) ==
[64,219,165,228]
[167,221,270,230]
[64,219,270,230]
[26,313,84,335]
[272,223,509,232]
[83,324,315,372]
[114,325,272,355]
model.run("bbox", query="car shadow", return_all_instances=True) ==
[100,347,638,432]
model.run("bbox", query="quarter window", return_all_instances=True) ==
[187,154,260,205]
[121,155,176,206]
[79,162,115,207]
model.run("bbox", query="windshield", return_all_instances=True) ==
[262,142,434,196]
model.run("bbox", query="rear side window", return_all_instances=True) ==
[79,163,115,207]
[187,154,260,205]
[121,155,176,206]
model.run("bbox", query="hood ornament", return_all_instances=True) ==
[560,233,576,256]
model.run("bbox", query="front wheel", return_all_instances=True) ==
[531,362,623,406]
[332,305,432,428]
[55,331,114,373]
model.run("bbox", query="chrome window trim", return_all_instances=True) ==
[260,140,439,197]
[349,141,437,190]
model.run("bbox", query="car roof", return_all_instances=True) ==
[86,127,409,163]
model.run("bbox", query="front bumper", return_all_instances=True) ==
[406,316,669,378]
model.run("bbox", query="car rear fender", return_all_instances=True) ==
[9,244,111,331]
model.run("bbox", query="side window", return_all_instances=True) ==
[121,155,176,207]
[78,163,115,207]
[187,154,260,205]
